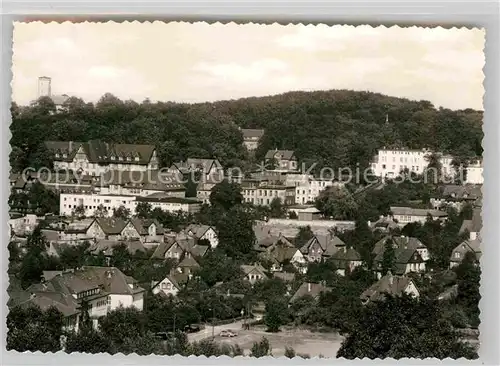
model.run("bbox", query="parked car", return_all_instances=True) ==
[184,324,201,333]
[220,330,237,338]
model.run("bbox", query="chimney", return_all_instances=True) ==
[307,283,311,292]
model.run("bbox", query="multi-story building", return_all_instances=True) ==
[466,159,484,184]
[371,147,483,184]
[45,140,159,176]
[240,128,264,151]
[241,179,296,206]
[10,267,144,332]
[265,149,298,171]
[59,191,202,217]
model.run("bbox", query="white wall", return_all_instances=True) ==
[109,294,133,310]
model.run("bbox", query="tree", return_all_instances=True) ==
[315,186,358,220]
[250,337,272,357]
[72,204,86,219]
[209,180,243,210]
[7,305,63,353]
[380,239,396,276]
[264,297,289,332]
[269,197,286,218]
[284,346,296,358]
[93,204,108,218]
[216,206,256,258]
[424,152,443,185]
[99,307,146,348]
[336,295,477,359]
[58,242,91,270]
[294,226,314,249]
[454,252,481,328]
[113,205,131,220]
[19,226,49,289]
[135,202,152,219]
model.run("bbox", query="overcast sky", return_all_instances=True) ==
[12,22,484,110]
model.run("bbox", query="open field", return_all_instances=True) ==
[195,323,344,358]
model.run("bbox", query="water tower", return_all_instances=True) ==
[38,76,52,98]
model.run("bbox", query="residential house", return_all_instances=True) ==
[45,140,159,176]
[265,149,298,171]
[299,234,346,262]
[176,256,200,278]
[186,224,218,248]
[241,128,264,151]
[373,235,430,262]
[287,206,322,221]
[90,239,146,261]
[360,272,420,304]
[8,213,41,237]
[289,282,330,303]
[372,236,426,278]
[241,264,268,285]
[268,245,308,274]
[253,231,295,255]
[129,217,165,245]
[430,184,482,211]
[450,208,482,267]
[390,206,448,226]
[331,247,363,276]
[369,216,399,233]
[10,267,144,332]
[151,274,181,297]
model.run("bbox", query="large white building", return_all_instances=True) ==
[371,148,482,184]
[45,140,159,176]
[60,191,202,217]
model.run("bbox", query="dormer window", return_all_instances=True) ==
[134,156,139,161]
[55,153,60,158]
[63,153,67,158]
[127,156,131,161]
[110,156,115,160]
[118,156,123,161]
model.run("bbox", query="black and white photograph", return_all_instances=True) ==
[7,21,484,359]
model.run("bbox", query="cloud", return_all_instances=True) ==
[193,58,289,84]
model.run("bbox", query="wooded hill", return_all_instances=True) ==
[10,89,483,173]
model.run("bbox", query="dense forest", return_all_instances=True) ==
[10,90,483,173]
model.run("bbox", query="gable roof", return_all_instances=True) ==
[95,217,129,235]
[459,208,482,235]
[240,264,268,278]
[372,235,426,255]
[151,274,180,291]
[450,239,482,262]
[440,185,482,200]
[129,217,164,236]
[271,246,300,264]
[186,224,213,239]
[273,272,296,282]
[373,248,424,275]
[90,239,146,256]
[45,140,155,165]
[177,256,200,269]
[265,149,296,160]
[360,274,417,303]
[290,282,330,303]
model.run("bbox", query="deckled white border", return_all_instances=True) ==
[1,0,498,365]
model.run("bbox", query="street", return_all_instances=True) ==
[187,320,245,343]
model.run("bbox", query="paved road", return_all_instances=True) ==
[187,320,245,343]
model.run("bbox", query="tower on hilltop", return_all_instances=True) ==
[38,76,52,99]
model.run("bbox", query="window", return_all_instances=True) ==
[454,252,461,259]
[382,164,386,169]
[166,283,172,290]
